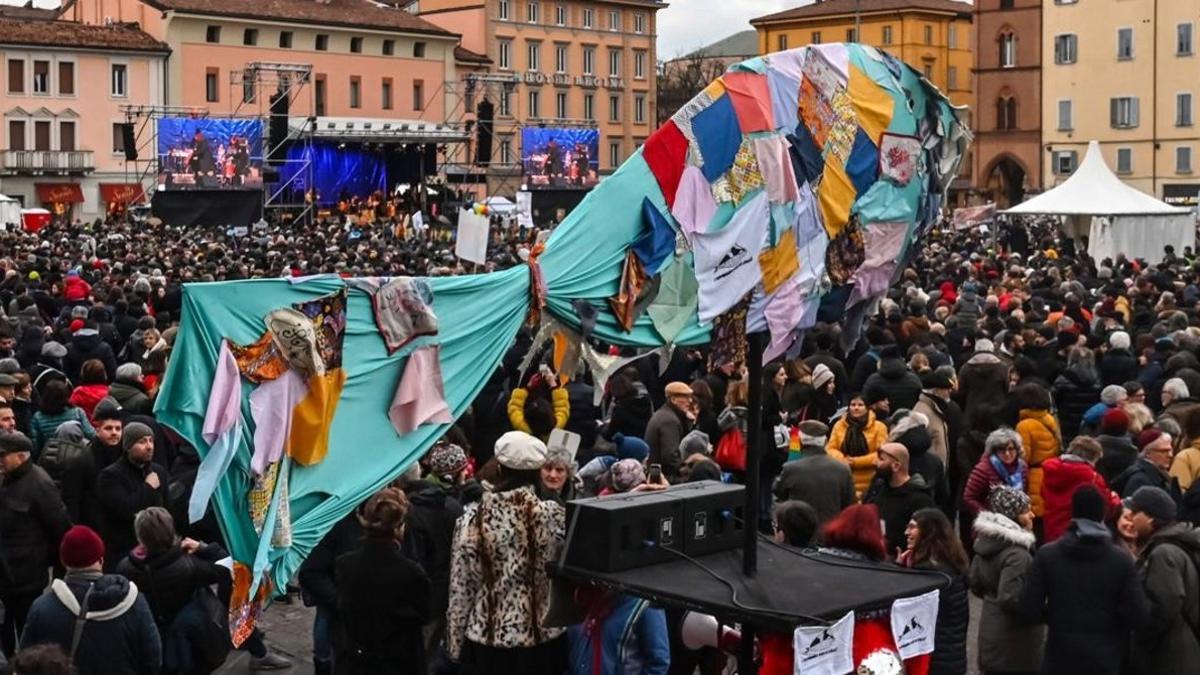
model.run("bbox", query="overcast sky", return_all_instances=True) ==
[656,0,797,59]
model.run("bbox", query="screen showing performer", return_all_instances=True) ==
[521,127,600,189]
[157,117,264,191]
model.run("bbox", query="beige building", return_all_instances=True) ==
[1042,0,1200,206]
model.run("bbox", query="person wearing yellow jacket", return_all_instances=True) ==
[507,370,570,442]
[826,395,889,499]
[1170,417,1200,491]
[1013,383,1061,518]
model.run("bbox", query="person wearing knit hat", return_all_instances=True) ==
[972,482,1042,671]
[612,433,650,462]
[424,441,468,480]
[609,458,646,493]
[95,420,168,568]
[22,524,163,675]
[811,364,835,393]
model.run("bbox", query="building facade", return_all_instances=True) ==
[413,0,664,194]
[973,0,1041,207]
[0,18,168,221]
[1042,0,1200,205]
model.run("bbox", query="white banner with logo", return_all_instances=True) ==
[516,191,534,229]
[890,589,940,659]
[793,611,854,675]
[455,208,490,264]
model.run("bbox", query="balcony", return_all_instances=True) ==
[0,150,94,175]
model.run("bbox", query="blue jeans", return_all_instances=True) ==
[314,605,334,664]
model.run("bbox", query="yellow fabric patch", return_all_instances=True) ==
[703,79,727,99]
[848,64,895,143]
[286,368,348,466]
[819,160,856,239]
[758,227,799,295]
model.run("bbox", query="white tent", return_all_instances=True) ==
[0,194,19,231]
[1003,140,1195,263]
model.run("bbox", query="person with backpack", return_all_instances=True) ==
[20,525,161,675]
[38,420,98,527]
[0,430,72,657]
[1127,486,1200,675]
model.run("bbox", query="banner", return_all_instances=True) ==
[516,191,534,229]
[455,208,490,264]
[157,117,264,191]
[891,589,940,659]
[793,611,854,675]
[952,202,996,230]
[522,127,600,189]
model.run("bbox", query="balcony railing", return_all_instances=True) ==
[0,150,95,174]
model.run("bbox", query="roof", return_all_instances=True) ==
[455,45,491,64]
[143,0,455,37]
[685,30,758,59]
[752,0,973,24]
[0,17,170,52]
[0,2,59,20]
[1004,141,1191,217]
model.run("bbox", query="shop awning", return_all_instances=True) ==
[35,182,84,204]
[99,183,146,205]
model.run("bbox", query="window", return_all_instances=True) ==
[279,31,293,48]
[609,94,620,121]
[811,31,821,44]
[1001,0,1015,7]
[634,94,646,123]
[499,0,509,20]
[59,121,75,152]
[1058,99,1073,131]
[527,41,541,71]
[205,25,220,43]
[583,46,595,74]
[348,37,362,54]
[948,66,958,90]
[34,121,49,151]
[349,76,361,108]
[242,78,255,103]
[846,28,857,43]
[583,93,594,120]
[556,91,567,118]
[414,42,426,58]
[8,59,24,94]
[112,63,128,97]
[315,34,329,51]
[111,122,125,154]
[609,140,620,168]
[204,68,217,102]
[583,8,593,28]
[527,1,539,23]
[556,44,568,73]
[1111,97,1140,128]
[58,61,74,95]
[32,60,48,94]
[634,50,646,79]
[1179,93,1194,126]
[383,39,395,56]
[1180,23,1194,56]
[949,24,958,49]
[500,139,512,164]
[1000,32,1017,68]
[635,13,646,34]
[8,121,24,151]
[996,96,1017,130]
[413,79,424,111]
[882,26,893,45]
[1178,146,1193,173]
[556,4,566,26]
[1116,147,1132,174]
[609,49,621,77]
[529,89,540,117]
[923,25,933,45]
[609,9,620,31]
[315,75,326,116]
[923,63,933,79]
[499,89,511,116]
[1053,150,1078,175]
[382,78,393,110]
[778,34,789,51]
[499,40,512,69]
[243,29,258,46]
[1117,27,1134,60]
[1055,34,1077,64]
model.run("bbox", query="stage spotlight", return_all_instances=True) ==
[338,142,346,149]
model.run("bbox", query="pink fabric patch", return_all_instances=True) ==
[641,120,690,208]
[722,72,776,133]
[389,345,454,435]
[753,135,800,204]
[671,166,718,244]
[764,274,805,363]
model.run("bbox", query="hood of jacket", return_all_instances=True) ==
[71,330,102,352]
[1057,518,1113,560]
[404,478,452,508]
[1166,351,1200,375]
[54,572,139,619]
[1057,365,1098,388]
[1041,455,1096,491]
[878,357,911,380]
[972,511,1035,556]
[1019,408,1058,431]
[1145,521,1200,554]
[964,352,1003,367]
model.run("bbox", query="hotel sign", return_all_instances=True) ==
[521,71,623,89]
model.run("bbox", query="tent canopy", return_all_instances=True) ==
[1004,141,1190,216]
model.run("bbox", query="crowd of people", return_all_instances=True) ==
[1,212,1200,675]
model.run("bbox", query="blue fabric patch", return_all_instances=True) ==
[845,128,880,196]
[691,94,742,181]
[768,68,800,132]
[632,197,677,275]
[787,125,824,185]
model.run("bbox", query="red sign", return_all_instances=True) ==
[99,183,146,206]
[34,183,84,204]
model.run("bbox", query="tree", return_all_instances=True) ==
[656,51,730,126]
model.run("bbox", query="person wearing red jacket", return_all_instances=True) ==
[1040,436,1120,543]
[62,270,91,303]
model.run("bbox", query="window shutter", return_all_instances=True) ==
[1131,98,1140,127]
[1110,98,1119,127]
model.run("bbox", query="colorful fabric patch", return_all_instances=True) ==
[723,138,765,204]
[825,216,866,285]
[845,128,880,195]
[849,64,895,142]
[787,127,824,186]
[824,90,858,162]
[632,197,677,275]
[370,277,438,355]
[849,221,908,305]
[229,562,272,648]
[764,273,805,363]
[693,191,769,322]
[803,47,846,96]
[672,165,718,243]
[798,76,835,148]
[708,293,752,371]
[754,134,800,205]
[880,132,922,186]
[691,94,742,181]
[646,255,700,344]
[609,250,650,332]
[642,120,690,209]
[266,308,323,376]
[818,159,856,238]
[767,67,801,133]
[673,88,718,168]
[285,368,347,466]
[292,288,347,371]
[711,176,734,203]
[389,345,454,435]
[229,331,289,383]
[767,48,806,83]
[723,71,775,133]
[758,227,799,295]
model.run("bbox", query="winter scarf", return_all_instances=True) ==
[989,453,1026,489]
[842,413,871,458]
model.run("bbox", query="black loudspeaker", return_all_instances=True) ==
[561,481,745,573]
[261,167,280,183]
[120,123,138,161]
[475,99,494,165]
[268,89,289,165]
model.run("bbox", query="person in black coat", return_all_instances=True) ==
[863,347,924,413]
[63,324,116,384]
[864,443,936,554]
[1052,348,1102,443]
[95,423,168,570]
[898,508,969,675]
[335,487,432,675]
[890,412,951,514]
[1019,486,1149,675]
[300,511,364,675]
[0,430,72,655]
[603,371,653,441]
[1099,332,1140,387]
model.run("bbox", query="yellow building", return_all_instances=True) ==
[1042,0,1200,206]
[750,0,974,110]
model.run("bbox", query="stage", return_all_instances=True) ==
[151,190,263,227]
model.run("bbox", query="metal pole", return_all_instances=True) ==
[855,0,861,40]
[743,331,766,577]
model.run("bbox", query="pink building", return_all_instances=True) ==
[0,17,168,221]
